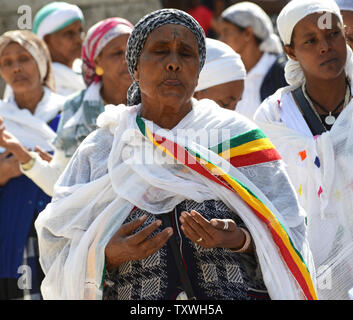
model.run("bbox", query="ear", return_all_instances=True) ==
[43,34,52,47]
[243,26,254,42]
[284,44,298,61]
[94,56,101,68]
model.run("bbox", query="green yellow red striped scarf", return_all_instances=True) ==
[136,115,317,300]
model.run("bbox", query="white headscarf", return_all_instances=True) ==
[195,38,246,92]
[221,1,283,54]
[33,2,84,39]
[335,0,353,11]
[277,0,347,87]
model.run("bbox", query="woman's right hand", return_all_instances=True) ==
[0,151,22,186]
[105,215,173,271]
[0,117,33,164]
[0,116,22,153]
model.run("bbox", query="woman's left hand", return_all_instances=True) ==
[34,146,53,162]
[179,210,252,253]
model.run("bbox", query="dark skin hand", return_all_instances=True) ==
[105,215,173,271]
[105,209,253,271]
[0,150,22,186]
[179,210,253,253]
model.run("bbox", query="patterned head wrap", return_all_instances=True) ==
[82,17,134,86]
[0,30,55,91]
[33,2,84,40]
[125,8,206,106]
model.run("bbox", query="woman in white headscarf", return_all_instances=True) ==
[254,0,353,300]
[219,1,287,119]
[0,30,65,300]
[0,18,134,197]
[32,1,86,96]
[194,38,246,110]
[336,0,353,48]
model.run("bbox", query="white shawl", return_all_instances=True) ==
[52,61,86,97]
[0,86,65,152]
[35,99,315,300]
[254,87,353,300]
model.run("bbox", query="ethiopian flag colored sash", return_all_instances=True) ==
[136,116,318,300]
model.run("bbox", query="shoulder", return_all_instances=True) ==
[195,98,259,136]
[254,87,292,123]
[75,126,114,159]
[62,89,86,112]
[58,127,114,186]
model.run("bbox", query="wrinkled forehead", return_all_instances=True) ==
[126,9,206,78]
[143,24,199,49]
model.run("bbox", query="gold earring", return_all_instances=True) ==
[96,66,104,76]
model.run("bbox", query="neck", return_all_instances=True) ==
[14,86,44,114]
[241,44,263,72]
[100,80,129,105]
[51,53,74,69]
[140,96,193,130]
[305,73,348,114]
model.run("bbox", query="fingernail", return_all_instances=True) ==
[179,216,184,223]
[191,210,196,216]
[167,228,173,236]
[156,220,162,226]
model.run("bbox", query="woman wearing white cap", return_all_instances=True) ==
[219,2,287,119]
[194,38,246,110]
[336,0,353,48]
[32,1,86,96]
[254,0,353,300]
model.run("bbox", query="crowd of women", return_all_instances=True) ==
[0,0,352,301]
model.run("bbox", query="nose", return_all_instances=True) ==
[12,61,21,73]
[166,52,181,72]
[319,38,330,55]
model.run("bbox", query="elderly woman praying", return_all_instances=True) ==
[35,9,317,300]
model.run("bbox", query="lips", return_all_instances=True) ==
[320,58,338,66]
[13,75,28,83]
[163,79,181,86]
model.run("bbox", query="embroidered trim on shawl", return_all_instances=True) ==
[209,129,282,167]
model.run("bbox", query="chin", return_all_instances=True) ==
[10,82,32,93]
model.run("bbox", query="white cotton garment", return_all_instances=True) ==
[52,61,86,97]
[254,80,353,299]
[35,98,315,300]
[0,86,65,152]
[235,52,277,119]
[195,38,246,92]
